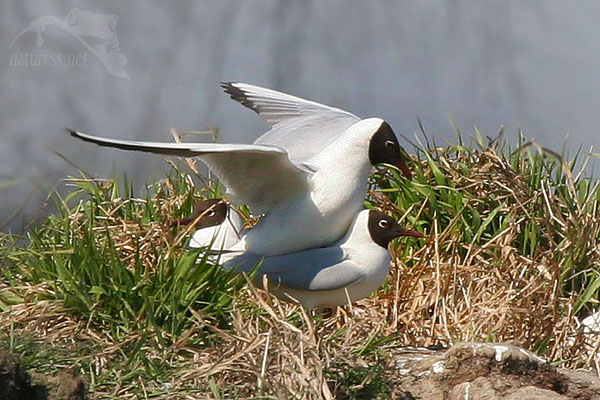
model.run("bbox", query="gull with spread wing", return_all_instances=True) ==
[69,82,412,255]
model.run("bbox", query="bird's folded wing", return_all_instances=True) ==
[224,248,366,291]
[68,129,311,214]
[221,82,360,161]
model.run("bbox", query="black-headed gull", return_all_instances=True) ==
[69,82,412,256]
[172,198,245,249]
[222,209,422,309]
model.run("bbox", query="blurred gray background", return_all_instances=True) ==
[1,1,600,232]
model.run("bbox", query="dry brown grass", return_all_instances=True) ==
[2,137,600,398]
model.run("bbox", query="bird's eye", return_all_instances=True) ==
[207,210,215,217]
[378,219,389,228]
[385,140,395,148]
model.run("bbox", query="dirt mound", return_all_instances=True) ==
[0,350,87,400]
[391,342,600,400]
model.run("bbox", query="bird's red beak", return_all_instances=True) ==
[399,229,423,238]
[395,160,412,179]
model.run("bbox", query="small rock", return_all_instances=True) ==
[504,386,568,400]
[0,349,87,400]
[390,342,600,400]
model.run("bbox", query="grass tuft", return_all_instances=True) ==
[1,166,250,397]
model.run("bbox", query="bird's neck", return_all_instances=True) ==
[312,136,373,189]
[338,212,370,245]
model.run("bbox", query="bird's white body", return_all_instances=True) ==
[226,118,380,255]
[223,210,392,309]
[275,245,390,309]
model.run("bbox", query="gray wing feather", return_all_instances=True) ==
[221,82,360,161]
[224,247,366,291]
[221,82,358,127]
[68,129,311,213]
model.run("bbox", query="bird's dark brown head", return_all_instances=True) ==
[368,121,412,179]
[172,198,228,229]
[367,210,423,248]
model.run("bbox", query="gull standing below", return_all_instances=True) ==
[222,209,423,309]
[69,82,412,256]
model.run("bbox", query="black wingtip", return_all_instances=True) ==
[220,81,240,98]
[66,127,79,138]
[220,81,240,96]
[220,82,259,114]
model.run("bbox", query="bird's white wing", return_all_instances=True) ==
[69,129,312,214]
[221,82,358,127]
[222,82,360,161]
[224,247,366,291]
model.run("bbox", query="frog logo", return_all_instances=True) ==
[10,8,129,79]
